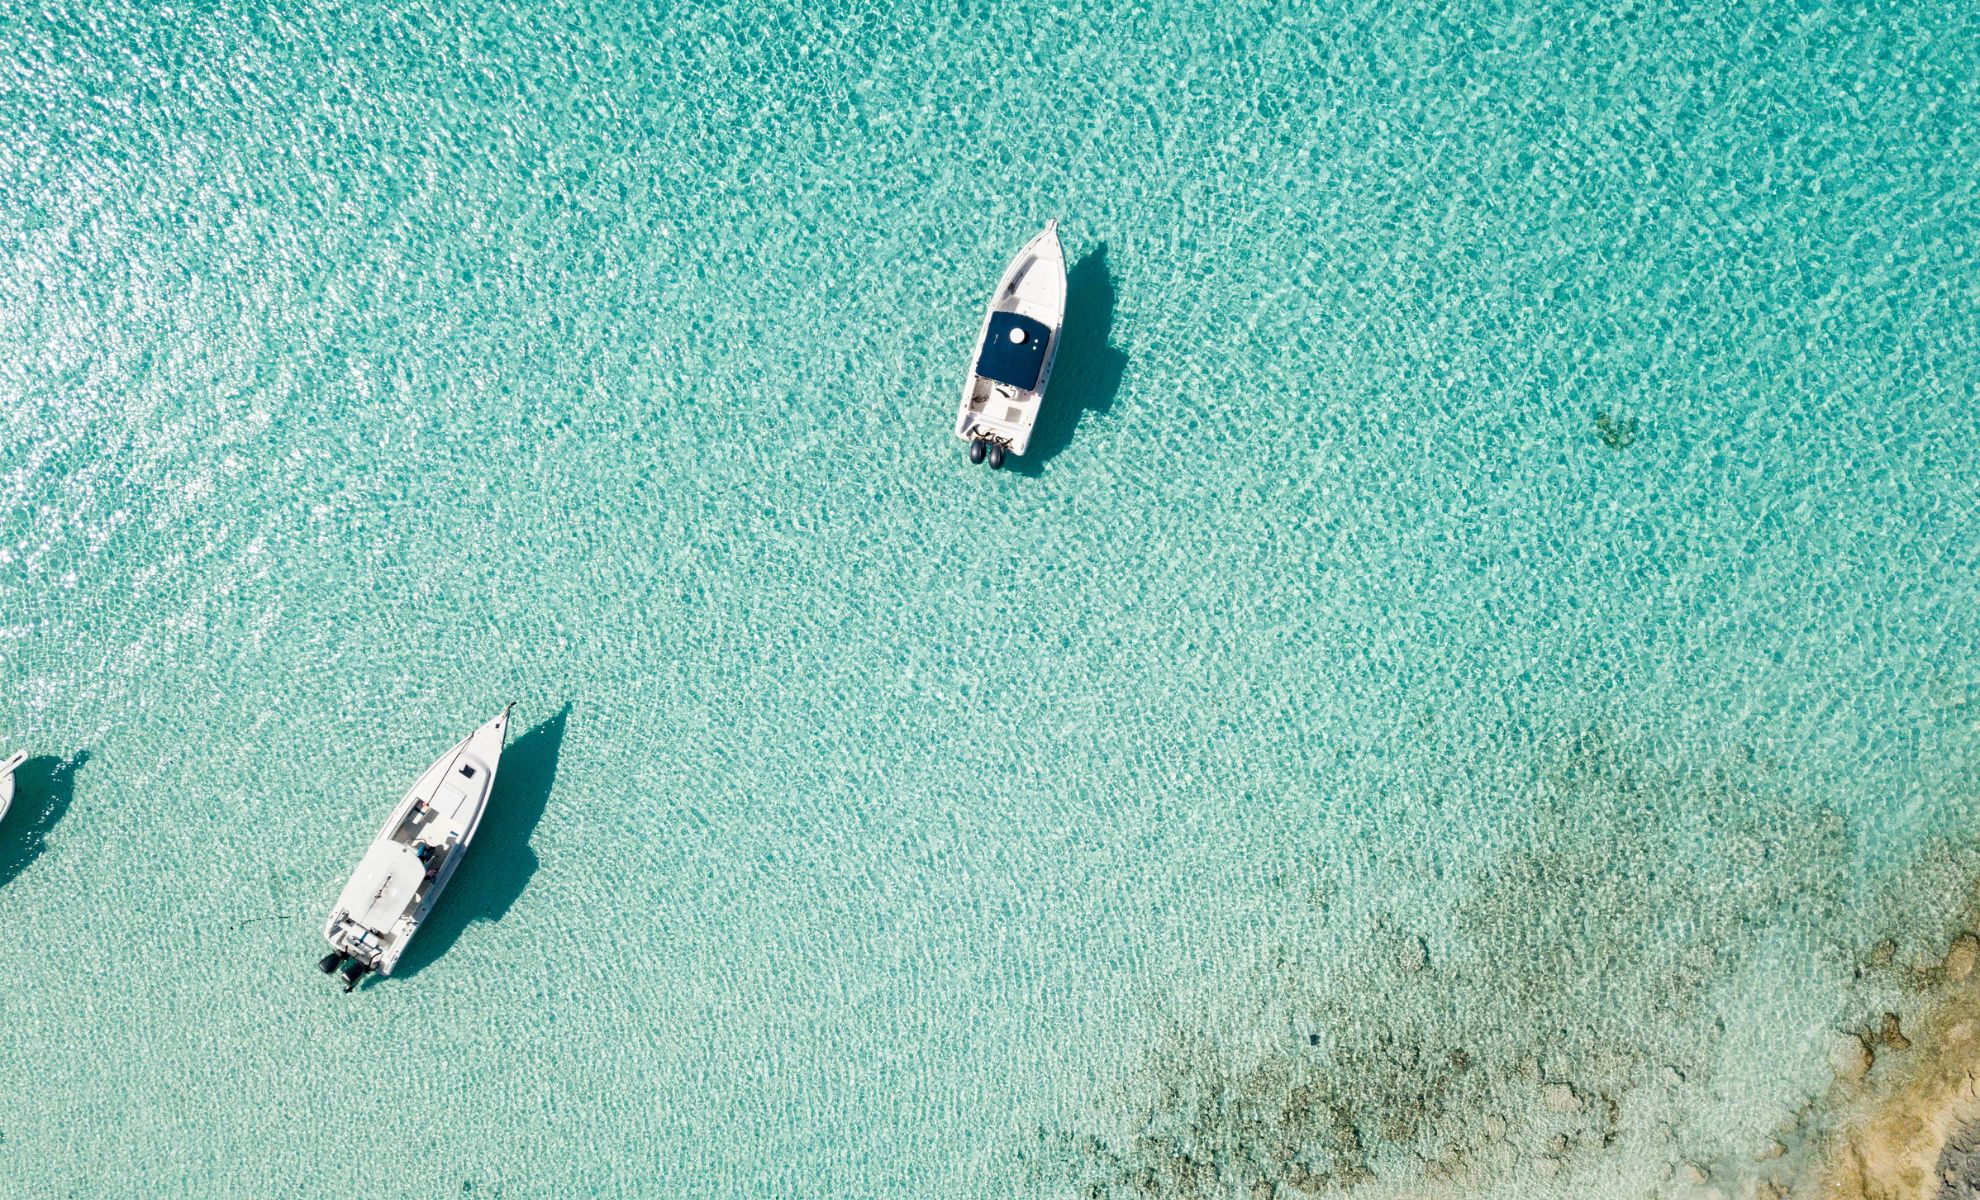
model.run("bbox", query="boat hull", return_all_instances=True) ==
[323,707,511,978]
[955,221,1067,459]
[0,750,22,825]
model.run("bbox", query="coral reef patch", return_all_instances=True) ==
[1040,731,1864,1198]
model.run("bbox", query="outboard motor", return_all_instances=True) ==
[968,439,987,465]
[341,960,372,993]
[317,951,346,975]
[987,443,1006,470]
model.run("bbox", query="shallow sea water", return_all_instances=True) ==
[1,1,1976,1196]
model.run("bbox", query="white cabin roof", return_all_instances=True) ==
[337,842,426,931]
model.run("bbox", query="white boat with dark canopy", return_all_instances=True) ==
[955,220,1066,469]
[319,706,512,990]
[0,749,24,824]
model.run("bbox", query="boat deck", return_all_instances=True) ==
[963,379,1037,432]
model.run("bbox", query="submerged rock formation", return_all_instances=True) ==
[1041,733,1862,1199]
[1938,1120,1980,1200]
[1811,931,1980,1200]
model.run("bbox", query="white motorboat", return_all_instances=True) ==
[320,706,512,990]
[0,750,24,824]
[955,220,1067,468]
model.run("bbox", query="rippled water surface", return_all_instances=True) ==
[2,1,1976,1196]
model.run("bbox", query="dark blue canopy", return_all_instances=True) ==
[975,311,1052,390]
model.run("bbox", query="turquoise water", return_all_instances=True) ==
[2,0,1976,1195]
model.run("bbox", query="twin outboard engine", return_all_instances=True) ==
[340,959,372,993]
[317,951,347,975]
[967,438,1007,470]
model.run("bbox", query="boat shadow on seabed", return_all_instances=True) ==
[385,704,570,982]
[0,751,89,890]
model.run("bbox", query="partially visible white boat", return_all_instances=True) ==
[0,750,24,824]
[320,706,512,990]
[955,220,1067,468]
